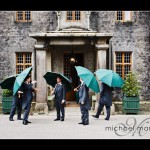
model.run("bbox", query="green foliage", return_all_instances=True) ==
[122,72,141,97]
[2,89,13,97]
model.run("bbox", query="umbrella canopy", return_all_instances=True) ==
[43,72,73,92]
[95,69,124,87]
[75,66,100,93]
[0,74,18,90]
[13,66,32,95]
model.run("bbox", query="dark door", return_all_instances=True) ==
[64,53,84,101]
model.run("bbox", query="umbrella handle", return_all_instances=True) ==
[18,93,20,98]
[76,85,81,90]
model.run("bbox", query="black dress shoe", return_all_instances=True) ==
[83,123,89,125]
[26,120,31,123]
[61,119,64,121]
[9,118,14,121]
[17,118,23,120]
[92,115,99,119]
[54,118,60,121]
[78,122,84,124]
[23,121,28,125]
[105,118,109,121]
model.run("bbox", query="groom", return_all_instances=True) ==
[52,76,66,121]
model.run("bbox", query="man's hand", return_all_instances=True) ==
[35,88,38,92]
[18,91,23,98]
[81,101,84,105]
[18,91,23,94]
[32,80,37,84]
[51,90,54,95]
[61,100,65,104]
[74,88,78,92]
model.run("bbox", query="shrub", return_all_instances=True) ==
[2,89,13,97]
[122,72,141,97]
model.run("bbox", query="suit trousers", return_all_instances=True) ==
[96,103,111,119]
[23,101,31,121]
[80,104,89,124]
[10,96,22,119]
[56,101,65,119]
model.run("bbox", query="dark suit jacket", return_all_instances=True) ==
[99,82,113,106]
[21,82,35,109]
[78,83,91,110]
[54,83,66,105]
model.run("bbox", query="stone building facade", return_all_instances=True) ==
[0,11,150,109]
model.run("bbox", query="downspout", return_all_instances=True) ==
[34,46,37,81]
[34,46,37,102]
[109,41,113,70]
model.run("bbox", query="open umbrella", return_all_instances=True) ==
[43,72,72,92]
[75,66,100,93]
[95,69,124,87]
[13,66,32,95]
[0,74,18,90]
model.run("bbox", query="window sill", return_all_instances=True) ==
[15,20,32,23]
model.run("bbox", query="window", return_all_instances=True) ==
[66,11,81,21]
[116,11,124,21]
[16,53,32,74]
[116,11,132,22]
[16,11,31,22]
[115,52,132,79]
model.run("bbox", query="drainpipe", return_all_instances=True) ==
[33,46,37,102]
[56,11,61,31]
[87,11,91,30]
[109,41,113,70]
[34,46,37,80]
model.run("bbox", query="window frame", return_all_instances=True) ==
[16,52,32,74]
[114,52,132,79]
[66,11,81,22]
[116,11,132,22]
[16,11,32,22]
[116,11,125,22]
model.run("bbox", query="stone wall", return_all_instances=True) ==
[59,11,89,30]
[95,11,150,101]
[0,11,57,80]
[0,11,150,101]
[0,11,57,95]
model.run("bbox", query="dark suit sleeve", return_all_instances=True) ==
[62,84,66,100]
[100,83,104,99]
[31,87,36,92]
[81,84,88,103]
[18,87,22,92]
[54,84,57,95]
[19,83,24,91]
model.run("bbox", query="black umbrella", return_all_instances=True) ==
[43,72,73,92]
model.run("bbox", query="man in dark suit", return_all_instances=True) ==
[52,76,66,121]
[92,82,113,120]
[74,78,91,125]
[21,76,38,125]
[9,89,23,121]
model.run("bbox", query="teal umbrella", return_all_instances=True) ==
[75,66,100,93]
[0,74,18,90]
[43,72,73,92]
[13,67,32,95]
[95,69,124,87]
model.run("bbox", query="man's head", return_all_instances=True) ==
[57,76,62,83]
[25,75,31,83]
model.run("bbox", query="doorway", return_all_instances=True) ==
[64,53,84,102]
